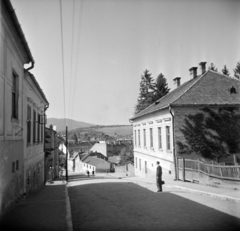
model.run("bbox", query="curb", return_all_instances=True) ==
[65,184,73,231]
[108,174,240,203]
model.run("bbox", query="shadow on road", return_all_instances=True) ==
[68,182,240,231]
[68,173,115,182]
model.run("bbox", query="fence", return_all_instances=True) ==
[177,157,240,182]
[115,163,135,176]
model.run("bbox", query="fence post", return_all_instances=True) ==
[182,158,185,182]
[219,166,223,178]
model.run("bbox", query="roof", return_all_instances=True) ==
[83,156,111,169]
[3,0,34,64]
[25,71,49,104]
[130,70,240,120]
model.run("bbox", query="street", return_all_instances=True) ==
[68,174,240,231]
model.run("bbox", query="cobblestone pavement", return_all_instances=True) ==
[68,173,240,231]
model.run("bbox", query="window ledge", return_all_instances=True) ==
[158,149,163,152]
[166,150,172,153]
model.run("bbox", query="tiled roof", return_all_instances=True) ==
[130,70,240,120]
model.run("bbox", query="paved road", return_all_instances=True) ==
[68,174,240,231]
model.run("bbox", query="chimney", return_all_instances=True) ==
[199,61,207,75]
[189,67,198,78]
[173,77,181,87]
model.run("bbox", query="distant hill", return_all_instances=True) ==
[96,125,132,137]
[46,118,95,132]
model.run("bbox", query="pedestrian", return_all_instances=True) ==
[87,170,89,177]
[92,170,95,177]
[156,161,162,192]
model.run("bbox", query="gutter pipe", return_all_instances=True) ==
[43,103,49,184]
[169,105,178,180]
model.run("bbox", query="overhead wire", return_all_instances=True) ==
[69,0,84,125]
[68,0,76,130]
[59,0,67,127]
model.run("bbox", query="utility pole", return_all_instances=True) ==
[66,125,68,181]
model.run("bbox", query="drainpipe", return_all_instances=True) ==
[26,60,35,71]
[169,105,177,180]
[43,103,49,184]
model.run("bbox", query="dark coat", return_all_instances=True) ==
[156,165,162,178]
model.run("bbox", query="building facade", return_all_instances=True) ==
[0,0,48,216]
[130,64,240,179]
[23,71,48,194]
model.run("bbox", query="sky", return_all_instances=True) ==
[11,0,240,126]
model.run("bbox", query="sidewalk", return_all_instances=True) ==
[107,172,240,202]
[0,179,72,231]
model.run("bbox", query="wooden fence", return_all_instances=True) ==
[177,157,240,182]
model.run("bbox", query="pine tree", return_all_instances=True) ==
[222,65,230,76]
[152,73,170,101]
[208,63,218,72]
[134,69,155,115]
[233,61,240,79]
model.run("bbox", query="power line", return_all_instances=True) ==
[68,0,76,130]
[69,0,84,123]
[59,0,67,127]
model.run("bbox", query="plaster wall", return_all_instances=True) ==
[0,2,28,216]
[0,140,24,216]
[23,72,46,194]
[132,109,175,178]
[90,143,107,157]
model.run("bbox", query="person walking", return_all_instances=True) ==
[87,170,90,177]
[156,161,162,192]
[92,170,95,177]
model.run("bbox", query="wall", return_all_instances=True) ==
[23,71,46,194]
[0,1,29,216]
[132,108,175,178]
[90,143,107,157]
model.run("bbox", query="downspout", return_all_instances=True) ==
[169,105,177,180]
[26,60,35,71]
[43,103,49,184]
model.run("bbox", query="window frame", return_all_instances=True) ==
[143,129,146,147]
[166,126,171,150]
[158,127,162,149]
[150,128,153,148]
[134,130,137,146]
[27,105,31,144]
[138,130,140,146]
[33,110,36,143]
[12,71,19,119]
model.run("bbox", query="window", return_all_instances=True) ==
[138,130,140,146]
[150,128,153,148]
[158,127,162,149]
[12,72,18,119]
[139,159,141,170]
[145,161,147,174]
[134,130,137,146]
[143,129,146,147]
[33,110,36,142]
[27,105,31,143]
[41,115,44,143]
[38,114,41,143]
[135,157,137,168]
[12,162,15,173]
[16,160,19,171]
[166,126,171,150]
